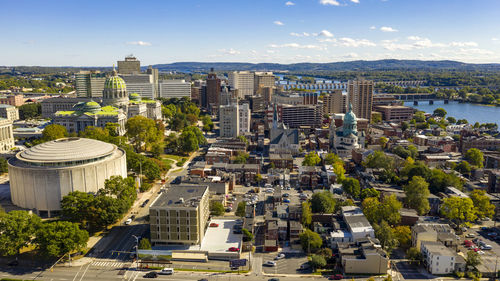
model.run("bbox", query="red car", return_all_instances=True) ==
[228,247,240,252]
[330,274,343,280]
[209,223,219,227]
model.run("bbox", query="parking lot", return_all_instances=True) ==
[260,252,309,275]
[461,225,500,275]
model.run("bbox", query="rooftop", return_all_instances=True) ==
[421,241,455,256]
[151,185,208,208]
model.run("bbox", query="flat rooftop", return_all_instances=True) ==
[151,184,208,208]
[200,219,241,253]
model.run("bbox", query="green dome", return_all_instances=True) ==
[104,75,126,90]
[343,103,357,136]
[129,93,141,101]
[81,101,102,113]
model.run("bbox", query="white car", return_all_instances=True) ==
[124,218,132,225]
[480,245,492,250]
[275,253,285,260]
[264,261,276,267]
[159,268,174,275]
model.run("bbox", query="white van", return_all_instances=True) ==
[159,268,174,275]
[124,218,132,225]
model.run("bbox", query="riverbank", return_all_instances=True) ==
[408,100,500,125]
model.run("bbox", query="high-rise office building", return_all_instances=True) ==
[228,71,254,98]
[238,102,251,134]
[75,71,106,98]
[348,79,373,121]
[219,103,239,138]
[117,55,140,74]
[323,90,346,115]
[159,80,192,99]
[254,72,275,95]
[280,104,323,128]
[120,73,156,99]
[206,71,221,111]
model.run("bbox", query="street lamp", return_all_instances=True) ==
[132,235,140,268]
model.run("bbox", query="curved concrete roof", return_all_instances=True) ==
[18,137,115,163]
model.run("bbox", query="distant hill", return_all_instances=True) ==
[151,59,500,73]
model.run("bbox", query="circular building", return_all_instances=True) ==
[8,137,127,217]
[103,69,129,108]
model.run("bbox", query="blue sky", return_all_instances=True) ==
[2,0,500,66]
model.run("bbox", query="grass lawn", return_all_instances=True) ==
[162,154,186,162]
[161,158,174,166]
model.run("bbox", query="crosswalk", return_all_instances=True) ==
[91,260,131,268]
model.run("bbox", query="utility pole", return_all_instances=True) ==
[132,235,140,268]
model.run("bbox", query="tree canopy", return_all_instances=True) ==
[299,229,322,253]
[35,221,89,257]
[41,124,68,141]
[310,191,336,213]
[302,152,321,166]
[0,210,41,256]
[403,176,430,215]
[342,177,361,198]
[440,197,477,225]
[465,148,484,168]
[470,190,495,219]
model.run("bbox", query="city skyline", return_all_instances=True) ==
[2,0,500,66]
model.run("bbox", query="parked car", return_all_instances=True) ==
[282,193,289,197]
[465,233,475,238]
[275,253,285,260]
[226,207,232,212]
[269,278,280,281]
[125,218,132,225]
[264,261,276,267]
[480,245,492,250]
[487,232,497,237]
[299,263,310,270]
[209,223,219,227]
[330,274,343,280]
[228,247,240,252]
[144,272,158,278]
[159,268,174,275]
[141,199,150,207]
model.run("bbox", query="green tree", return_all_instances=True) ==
[233,152,249,164]
[310,191,336,213]
[237,135,249,146]
[362,195,401,225]
[316,248,333,260]
[301,201,312,227]
[433,108,447,117]
[414,111,426,122]
[35,221,89,257]
[61,191,96,228]
[466,250,481,270]
[379,136,389,148]
[360,188,380,200]
[201,115,214,132]
[465,148,484,168]
[42,124,68,141]
[0,211,42,256]
[342,177,361,198]
[324,153,342,165]
[126,116,162,152]
[470,190,495,219]
[210,201,225,216]
[179,130,198,153]
[139,238,152,250]
[254,173,263,183]
[406,247,422,263]
[142,159,161,181]
[299,229,322,253]
[441,197,477,225]
[333,162,346,183]
[235,201,246,217]
[393,226,411,248]
[242,228,254,242]
[302,152,321,166]
[455,161,472,175]
[403,176,430,215]
[310,254,326,272]
[447,117,456,124]
[18,103,41,120]
[0,158,8,174]
[374,220,399,254]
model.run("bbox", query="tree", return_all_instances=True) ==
[299,229,322,253]
[242,228,254,242]
[361,188,380,200]
[210,201,225,216]
[35,221,89,257]
[403,176,430,215]
[433,108,447,117]
[235,201,246,217]
[201,115,214,132]
[0,211,42,256]
[142,159,161,181]
[414,111,426,122]
[0,158,8,174]
[302,152,321,166]
[363,151,395,171]
[466,250,481,270]
[374,220,399,254]
[237,135,249,146]
[380,194,402,226]
[301,201,312,227]
[42,124,68,141]
[342,178,361,198]
[233,152,249,164]
[324,153,342,166]
[406,247,422,263]
[19,103,41,120]
[126,116,162,152]
[310,191,336,213]
[310,254,326,272]
[333,162,346,183]
[379,136,388,148]
[455,161,472,175]
[61,191,96,228]
[465,148,484,168]
[441,197,477,224]
[139,238,152,250]
[316,248,333,260]
[179,130,198,153]
[447,117,456,124]
[470,190,495,219]
[393,226,411,248]
[254,173,263,183]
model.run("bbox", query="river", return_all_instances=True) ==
[407,100,500,125]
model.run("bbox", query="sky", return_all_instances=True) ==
[2,0,500,66]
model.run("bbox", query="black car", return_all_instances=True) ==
[198,279,208,281]
[144,272,158,278]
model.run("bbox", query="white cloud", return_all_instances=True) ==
[449,41,478,47]
[290,32,311,37]
[319,0,340,6]
[380,26,398,32]
[407,36,423,41]
[269,43,325,50]
[456,48,493,55]
[273,21,284,26]
[369,26,376,30]
[218,48,240,55]
[127,41,151,46]
[285,1,295,6]
[343,52,360,59]
[319,30,334,37]
[492,38,499,41]
[338,37,376,47]
[350,0,360,3]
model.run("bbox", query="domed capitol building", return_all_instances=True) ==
[52,68,162,135]
[329,103,365,158]
[8,137,127,217]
